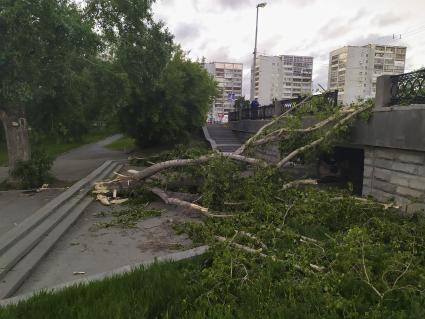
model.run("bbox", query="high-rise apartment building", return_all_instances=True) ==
[328,44,407,105]
[251,55,313,105]
[203,62,243,122]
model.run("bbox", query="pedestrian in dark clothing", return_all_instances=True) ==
[251,98,260,119]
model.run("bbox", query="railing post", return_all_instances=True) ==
[375,75,393,108]
[273,99,281,116]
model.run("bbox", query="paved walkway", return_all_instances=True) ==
[16,202,196,296]
[52,134,127,182]
[0,189,63,235]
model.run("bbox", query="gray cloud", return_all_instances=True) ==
[347,8,368,24]
[313,65,329,91]
[215,0,258,9]
[284,0,316,7]
[191,0,285,12]
[242,70,251,98]
[374,12,403,27]
[350,32,391,46]
[258,36,282,54]
[318,18,352,40]
[191,0,257,11]
[174,22,201,41]
[206,46,232,62]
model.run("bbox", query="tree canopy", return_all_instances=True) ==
[87,0,217,146]
[0,0,218,168]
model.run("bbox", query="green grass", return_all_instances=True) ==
[105,136,136,152]
[0,257,205,319]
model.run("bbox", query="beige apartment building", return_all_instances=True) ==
[328,44,407,105]
[251,55,313,106]
[203,62,243,123]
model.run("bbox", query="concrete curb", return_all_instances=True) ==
[0,160,113,256]
[0,245,209,307]
[202,126,217,150]
[0,161,123,299]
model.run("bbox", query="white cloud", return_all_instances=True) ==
[153,0,425,97]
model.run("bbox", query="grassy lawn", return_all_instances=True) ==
[105,136,136,153]
[0,257,205,319]
[0,129,117,167]
[133,134,210,159]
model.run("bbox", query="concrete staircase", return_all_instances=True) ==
[203,124,242,153]
[0,160,122,299]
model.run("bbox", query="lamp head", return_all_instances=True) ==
[257,2,267,8]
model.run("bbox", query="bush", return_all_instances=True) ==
[121,50,217,147]
[11,150,53,188]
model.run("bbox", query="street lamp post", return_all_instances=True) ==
[252,2,267,101]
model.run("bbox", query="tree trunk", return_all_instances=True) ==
[0,109,31,170]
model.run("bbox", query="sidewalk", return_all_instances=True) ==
[0,189,63,235]
[52,134,127,182]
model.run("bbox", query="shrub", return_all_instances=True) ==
[11,150,53,188]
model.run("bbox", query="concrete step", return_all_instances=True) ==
[218,145,241,152]
[0,161,121,299]
[0,164,123,299]
[0,197,93,299]
[0,160,113,256]
[203,125,244,153]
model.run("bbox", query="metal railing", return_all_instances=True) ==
[390,69,425,106]
[228,91,339,121]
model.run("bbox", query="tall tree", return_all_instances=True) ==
[87,0,217,147]
[123,49,217,146]
[0,0,99,168]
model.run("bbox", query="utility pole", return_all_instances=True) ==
[251,2,267,101]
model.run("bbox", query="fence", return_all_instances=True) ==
[228,91,339,121]
[390,69,425,106]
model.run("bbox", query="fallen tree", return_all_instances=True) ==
[97,98,373,211]
[89,97,425,316]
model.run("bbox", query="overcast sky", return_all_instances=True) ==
[153,0,425,97]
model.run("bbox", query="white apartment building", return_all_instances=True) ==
[328,44,407,105]
[251,55,313,105]
[203,62,243,122]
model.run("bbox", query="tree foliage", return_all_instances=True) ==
[0,0,217,169]
[121,50,217,146]
[86,0,217,147]
[0,0,100,137]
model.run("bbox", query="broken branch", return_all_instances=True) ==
[281,179,318,191]
[130,153,268,181]
[149,187,234,218]
[234,96,312,155]
[276,103,373,168]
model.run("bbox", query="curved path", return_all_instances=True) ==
[52,134,127,182]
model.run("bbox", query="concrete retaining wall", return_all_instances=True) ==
[350,105,425,152]
[363,147,425,212]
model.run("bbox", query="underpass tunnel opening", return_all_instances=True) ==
[317,146,365,196]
